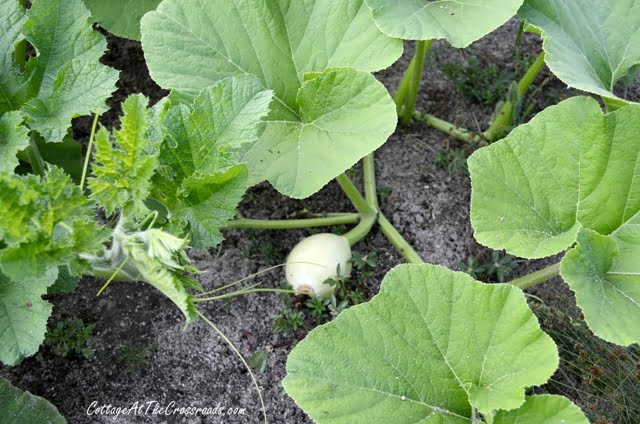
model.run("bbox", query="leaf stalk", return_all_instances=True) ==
[484,52,545,141]
[223,213,359,230]
[336,172,378,246]
[508,262,561,290]
[396,40,433,125]
[80,109,100,190]
[413,112,485,145]
[377,213,424,264]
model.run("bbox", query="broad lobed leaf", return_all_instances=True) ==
[0,0,28,115]
[519,0,640,102]
[493,395,588,424]
[469,96,640,345]
[23,61,118,142]
[141,0,402,198]
[0,111,29,174]
[242,68,397,198]
[83,0,162,40]
[0,377,66,423]
[284,264,560,422]
[141,0,401,103]
[0,268,58,366]
[153,76,272,248]
[561,228,640,346]
[89,94,160,219]
[0,0,117,143]
[365,0,525,48]
[0,167,108,281]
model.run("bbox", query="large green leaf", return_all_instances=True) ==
[141,0,401,198]
[0,168,109,281]
[493,395,588,424]
[0,268,58,366]
[0,111,29,173]
[83,0,162,40]
[561,229,640,346]
[0,377,66,423]
[365,0,524,48]
[284,264,559,421]
[0,0,117,143]
[469,96,640,345]
[0,0,28,114]
[519,0,640,102]
[23,61,117,142]
[153,76,272,248]
[0,0,25,69]
[242,68,397,197]
[89,94,160,219]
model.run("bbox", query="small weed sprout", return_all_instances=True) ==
[44,319,95,359]
[458,251,518,283]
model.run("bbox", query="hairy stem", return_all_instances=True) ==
[484,52,545,142]
[377,213,424,264]
[483,101,515,143]
[223,213,359,230]
[96,258,129,296]
[336,174,371,215]
[27,136,46,176]
[336,173,378,246]
[413,112,485,145]
[518,52,546,96]
[397,40,433,125]
[508,262,561,290]
[80,109,100,190]
[363,154,379,208]
[197,311,268,424]
[342,212,377,246]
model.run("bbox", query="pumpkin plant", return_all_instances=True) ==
[2,0,639,422]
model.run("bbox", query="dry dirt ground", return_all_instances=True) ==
[1,17,639,424]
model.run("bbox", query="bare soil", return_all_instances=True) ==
[2,18,639,424]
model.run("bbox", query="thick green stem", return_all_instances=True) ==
[223,213,359,230]
[336,173,377,246]
[397,40,433,125]
[484,52,546,142]
[96,258,129,296]
[518,52,546,96]
[413,111,485,145]
[89,268,134,282]
[377,213,424,264]
[80,109,100,190]
[363,154,378,208]
[508,262,561,290]
[483,101,515,142]
[336,174,372,215]
[395,57,414,116]
[27,136,46,176]
[342,212,377,246]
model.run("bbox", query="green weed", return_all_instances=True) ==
[44,318,95,359]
